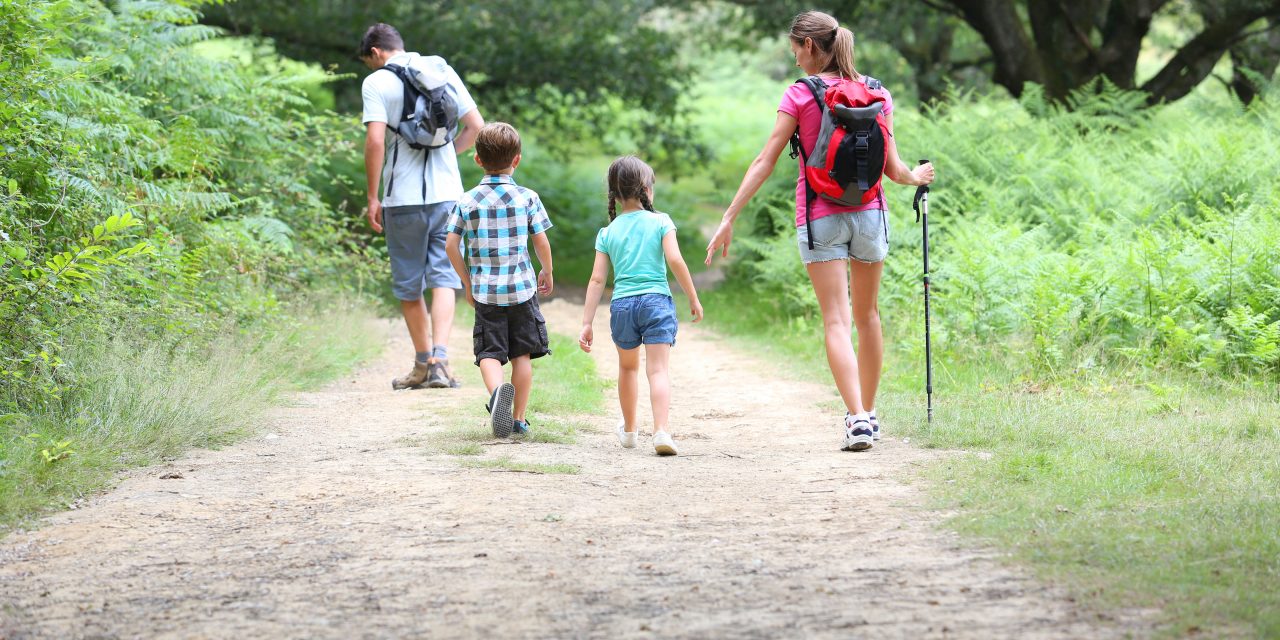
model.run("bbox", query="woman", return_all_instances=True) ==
[705,10,935,451]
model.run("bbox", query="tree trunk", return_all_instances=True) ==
[946,0,1046,97]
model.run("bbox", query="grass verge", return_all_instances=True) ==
[701,293,1280,637]
[0,298,383,528]
[429,332,604,473]
[461,457,580,475]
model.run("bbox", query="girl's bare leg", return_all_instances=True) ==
[644,343,671,433]
[617,346,641,432]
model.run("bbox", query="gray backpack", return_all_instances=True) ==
[380,56,460,198]
[382,56,459,150]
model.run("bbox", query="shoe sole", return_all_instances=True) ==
[654,440,678,456]
[427,377,452,389]
[842,434,874,451]
[490,383,515,438]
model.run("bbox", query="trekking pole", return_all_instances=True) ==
[912,160,934,423]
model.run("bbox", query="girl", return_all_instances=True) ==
[580,156,704,456]
[704,11,935,451]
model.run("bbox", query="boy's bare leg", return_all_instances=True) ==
[617,346,641,432]
[400,298,432,354]
[644,344,671,433]
[478,358,505,396]
[511,355,532,421]
[427,287,455,358]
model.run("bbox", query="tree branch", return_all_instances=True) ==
[1142,4,1280,104]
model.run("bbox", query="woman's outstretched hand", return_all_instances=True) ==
[704,218,734,265]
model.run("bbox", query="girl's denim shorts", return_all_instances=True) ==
[609,293,677,350]
[796,209,889,264]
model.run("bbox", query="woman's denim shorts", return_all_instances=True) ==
[609,293,677,350]
[797,209,889,264]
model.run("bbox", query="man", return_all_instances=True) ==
[358,23,484,389]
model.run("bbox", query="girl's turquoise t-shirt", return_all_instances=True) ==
[594,210,677,300]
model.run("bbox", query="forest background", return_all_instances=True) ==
[1,0,1278,634]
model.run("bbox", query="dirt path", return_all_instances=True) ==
[0,298,1151,639]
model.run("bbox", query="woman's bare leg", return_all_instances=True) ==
[850,260,885,413]
[806,260,864,415]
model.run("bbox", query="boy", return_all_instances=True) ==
[445,123,554,438]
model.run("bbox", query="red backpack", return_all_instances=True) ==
[789,75,891,249]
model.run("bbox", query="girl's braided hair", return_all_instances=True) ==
[606,155,656,222]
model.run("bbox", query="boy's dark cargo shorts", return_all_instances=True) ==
[473,296,551,365]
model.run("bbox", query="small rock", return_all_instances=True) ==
[160,472,183,480]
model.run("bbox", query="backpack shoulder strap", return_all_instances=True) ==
[797,76,829,111]
[381,64,419,122]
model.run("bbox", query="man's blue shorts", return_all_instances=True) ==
[609,293,678,350]
[384,201,462,301]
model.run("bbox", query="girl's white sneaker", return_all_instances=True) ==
[616,420,637,448]
[653,431,679,456]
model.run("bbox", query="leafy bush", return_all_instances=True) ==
[1,0,379,413]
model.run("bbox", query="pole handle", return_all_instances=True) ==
[912,159,930,222]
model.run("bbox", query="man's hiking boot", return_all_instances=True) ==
[427,359,461,389]
[391,362,431,390]
[487,383,516,438]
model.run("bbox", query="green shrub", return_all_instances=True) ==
[1,0,379,414]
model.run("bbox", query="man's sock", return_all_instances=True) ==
[415,351,430,365]
[431,345,448,361]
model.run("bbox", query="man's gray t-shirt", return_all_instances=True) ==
[362,52,477,208]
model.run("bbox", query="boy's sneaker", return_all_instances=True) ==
[842,414,874,451]
[512,419,530,438]
[615,420,636,449]
[869,411,881,441]
[486,383,515,438]
[392,362,430,390]
[427,359,461,389]
[653,431,679,456]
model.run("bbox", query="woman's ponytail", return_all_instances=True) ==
[790,11,859,80]
[829,27,857,80]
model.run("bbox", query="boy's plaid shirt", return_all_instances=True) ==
[446,174,553,306]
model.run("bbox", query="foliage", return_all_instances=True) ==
[725,79,1280,380]
[0,0,380,417]
[201,0,710,169]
